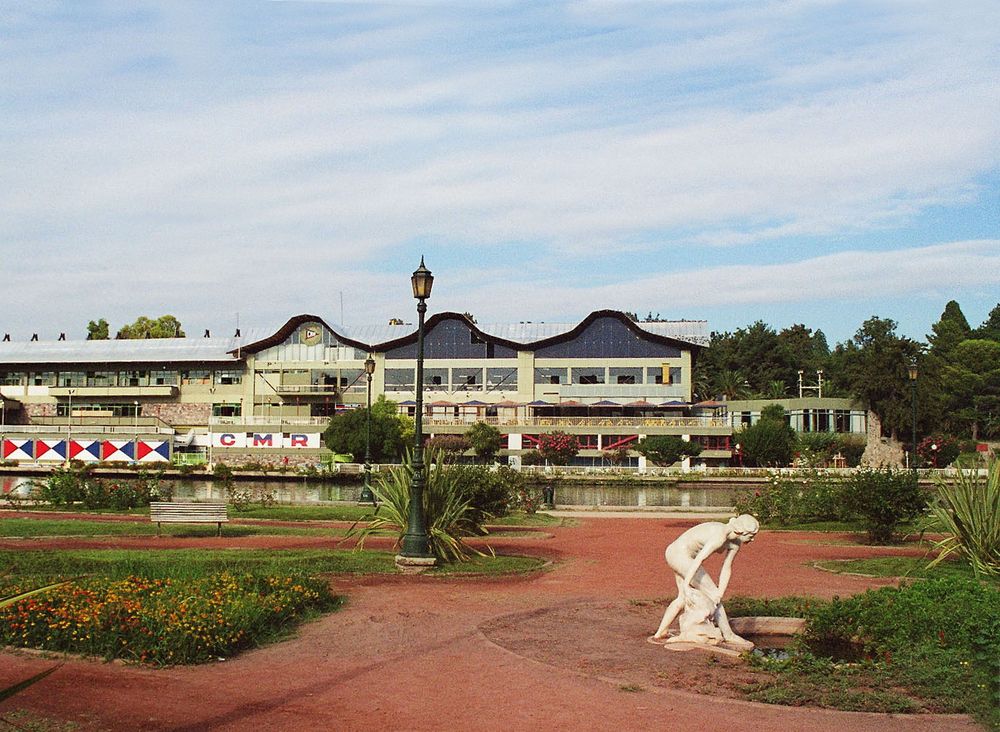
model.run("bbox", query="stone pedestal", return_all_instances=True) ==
[394,555,437,574]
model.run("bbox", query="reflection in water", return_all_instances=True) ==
[0,474,736,507]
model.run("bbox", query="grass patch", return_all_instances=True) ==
[430,554,546,575]
[0,517,346,538]
[815,556,999,585]
[488,511,564,527]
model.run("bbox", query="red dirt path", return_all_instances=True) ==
[0,516,978,731]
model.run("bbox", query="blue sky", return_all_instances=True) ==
[2,1,998,345]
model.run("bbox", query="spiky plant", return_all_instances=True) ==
[926,460,1000,577]
[343,449,492,563]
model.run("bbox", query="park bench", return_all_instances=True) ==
[149,501,229,536]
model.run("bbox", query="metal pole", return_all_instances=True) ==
[401,298,432,557]
[133,400,139,464]
[910,377,917,472]
[358,362,376,504]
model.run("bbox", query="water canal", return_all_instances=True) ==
[1,473,740,508]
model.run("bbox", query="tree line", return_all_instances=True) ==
[697,300,1000,442]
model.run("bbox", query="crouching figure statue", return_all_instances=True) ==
[651,514,759,650]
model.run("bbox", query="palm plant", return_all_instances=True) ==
[343,449,492,563]
[926,460,1000,577]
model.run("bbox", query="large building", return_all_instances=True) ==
[0,310,863,467]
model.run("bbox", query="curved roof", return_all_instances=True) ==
[237,309,708,355]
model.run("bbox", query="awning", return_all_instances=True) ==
[590,400,622,407]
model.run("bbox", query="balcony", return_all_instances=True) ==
[49,386,178,398]
[422,415,728,429]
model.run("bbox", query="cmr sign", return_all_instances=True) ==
[211,432,320,449]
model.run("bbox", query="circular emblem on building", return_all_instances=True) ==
[300,324,323,346]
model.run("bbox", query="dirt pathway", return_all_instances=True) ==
[0,516,977,731]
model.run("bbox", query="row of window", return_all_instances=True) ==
[384,367,518,392]
[0,370,243,387]
[533,366,682,386]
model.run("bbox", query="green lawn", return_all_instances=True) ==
[0,517,346,538]
[815,556,999,585]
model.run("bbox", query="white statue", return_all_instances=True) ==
[651,514,759,649]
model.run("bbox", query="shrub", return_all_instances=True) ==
[344,450,491,563]
[802,578,1000,719]
[634,435,701,466]
[917,435,960,468]
[843,467,926,543]
[733,471,848,525]
[465,422,503,463]
[520,450,544,466]
[926,460,1000,577]
[536,431,579,465]
[735,410,796,467]
[424,435,471,462]
[212,463,233,479]
[39,467,87,505]
[446,464,524,523]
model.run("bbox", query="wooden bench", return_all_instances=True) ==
[150,502,229,536]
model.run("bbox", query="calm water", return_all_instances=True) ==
[1,475,736,507]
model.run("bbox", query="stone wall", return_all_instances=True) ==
[24,403,56,418]
[860,410,905,468]
[143,402,211,426]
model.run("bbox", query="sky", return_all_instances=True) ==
[2,0,998,346]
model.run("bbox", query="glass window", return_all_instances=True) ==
[30,371,56,387]
[573,368,605,385]
[150,370,178,386]
[181,369,212,384]
[118,370,148,387]
[610,367,642,385]
[212,403,242,417]
[59,371,87,387]
[451,367,483,391]
[1,371,24,386]
[534,368,567,385]
[486,367,517,391]
[384,368,414,392]
[215,370,242,385]
[423,368,449,389]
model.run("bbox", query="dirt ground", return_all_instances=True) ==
[0,514,979,731]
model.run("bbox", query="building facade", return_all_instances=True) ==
[0,310,864,467]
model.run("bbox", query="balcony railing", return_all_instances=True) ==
[209,416,330,427]
[422,416,727,428]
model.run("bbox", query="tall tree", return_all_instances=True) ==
[927,300,972,357]
[115,315,185,339]
[829,316,921,438]
[322,395,409,462]
[86,319,109,340]
[937,339,1000,439]
[973,303,1000,342]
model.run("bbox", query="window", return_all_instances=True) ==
[384,368,414,392]
[1,372,24,386]
[486,367,517,391]
[30,372,55,387]
[215,370,242,385]
[212,403,242,417]
[59,371,86,387]
[181,369,212,385]
[617,374,635,384]
[534,368,567,385]
[573,368,604,385]
[150,370,178,386]
[610,367,642,385]
[451,368,483,391]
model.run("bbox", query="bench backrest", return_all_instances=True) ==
[149,502,229,522]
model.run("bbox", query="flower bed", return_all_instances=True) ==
[0,572,339,665]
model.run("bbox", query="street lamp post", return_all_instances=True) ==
[358,355,377,505]
[133,401,140,464]
[908,359,918,471]
[399,257,435,564]
[66,389,75,465]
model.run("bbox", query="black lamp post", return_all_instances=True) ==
[908,359,918,471]
[399,257,434,561]
[358,355,377,505]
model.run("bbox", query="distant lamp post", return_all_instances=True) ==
[908,360,918,471]
[399,257,435,566]
[358,355,377,505]
[133,400,140,464]
[66,389,76,465]
[930,442,938,468]
[733,442,743,468]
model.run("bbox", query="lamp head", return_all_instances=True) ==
[411,256,434,300]
[908,358,918,382]
[364,356,376,376]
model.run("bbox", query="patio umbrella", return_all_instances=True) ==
[527,400,552,406]
[625,400,657,408]
[492,400,523,408]
[590,400,622,407]
[659,400,689,408]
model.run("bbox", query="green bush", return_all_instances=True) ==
[733,472,848,525]
[926,460,1000,577]
[917,435,961,468]
[447,464,524,523]
[802,578,1000,721]
[465,422,503,463]
[735,409,796,467]
[520,449,544,466]
[634,435,701,466]
[843,467,926,543]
